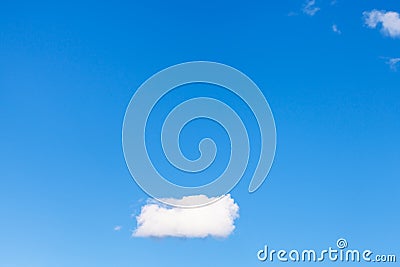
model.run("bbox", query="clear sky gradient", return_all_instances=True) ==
[1,0,399,266]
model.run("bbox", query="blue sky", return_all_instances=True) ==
[1,0,399,266]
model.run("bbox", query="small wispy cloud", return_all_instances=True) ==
[114,225,122,231]
[332,24,341,34]
[133,194,239,238]
[386,58,400,71]
[363,10,400,38]
[303,0,320,16]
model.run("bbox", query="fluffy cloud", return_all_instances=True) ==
[133,194,239,238]
[114,225,122,231]
[303,0,320,16]
[363,10,400,38]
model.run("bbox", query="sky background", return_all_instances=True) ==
[1,0,399,266]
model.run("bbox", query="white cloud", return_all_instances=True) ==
[114,225,122,231]
[303,0,320,16]
[363,10,400,38]
[386,58,400,71]
[332,24,341,34]
[133,194,239,238]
